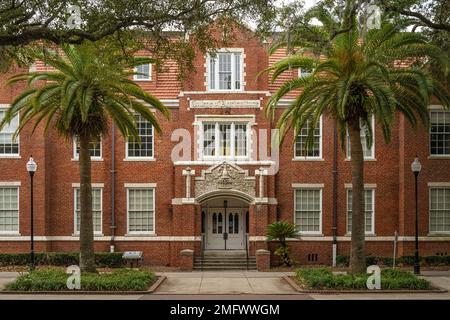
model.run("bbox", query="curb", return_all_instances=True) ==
[282,276,448,294]
[0,275,166,295]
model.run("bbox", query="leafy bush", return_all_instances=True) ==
[295,267,431,290]
[336,255,349,267]
[266,221,298,266]
[334,255,449,267]
[0,252,124,267]
[5,268,155,291]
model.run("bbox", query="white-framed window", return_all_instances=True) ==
[134,62,152,81]
[430,110,450,156]
[0,107,19,156]
[294,189,322,234]
[0,186,19,234]
[200,121,249,160]
[347,189,375,234]
[429,188,450,233]
[208,50,243,91]
[126,114,154,159]
[73,136,102,160]
[74,187,103,234]
[298,67,313,78]
[127,188,155,234]
[294,116,322,159]
[346,117,375,159]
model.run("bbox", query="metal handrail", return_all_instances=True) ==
[245,234,249,270]
[201,234,205,271]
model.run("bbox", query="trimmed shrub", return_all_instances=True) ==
[336,255,349,267]
[95,252,124,268]
[5,268,155,291]
[295,267,431,290]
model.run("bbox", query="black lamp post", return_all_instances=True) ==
[26,156,37,271]
[411,156,422,275]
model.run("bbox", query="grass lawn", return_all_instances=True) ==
[295,268,432,290]
[4,268,156,292]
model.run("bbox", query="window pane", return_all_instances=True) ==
[75,136,101,158]
[347,189,374,233]
[0,187,19,232]
[219,124,231,156]
[135,63,150,80]
[295,189,321,232]
[235,124,247,156]
[128,188,154,232]
[209,57,216,90]
[234,53,241,89]
[346,118,374,159]
[219,54,232,90]
[74,188,102,233]
[127,114,153,157]
[0,110,19,155]
[430,188,450,232]
[295,118,321,157]
[430,111,450,155]
[203,123,216,156]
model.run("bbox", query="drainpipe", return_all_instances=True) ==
[110,124,116,252]
[332,120,338,267]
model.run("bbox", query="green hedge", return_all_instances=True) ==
[296,267,431,290]
[0,252,124,268]
[5,268,155,291]
[336,255,450,267]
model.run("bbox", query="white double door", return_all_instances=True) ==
[206,208,244,250]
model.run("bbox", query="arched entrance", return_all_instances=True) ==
[200,196,250,250]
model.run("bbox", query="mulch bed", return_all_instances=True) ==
[283,276,448,294]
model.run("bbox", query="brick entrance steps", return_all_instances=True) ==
[194,250,257,270]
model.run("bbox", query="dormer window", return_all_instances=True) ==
[208,50,243,91]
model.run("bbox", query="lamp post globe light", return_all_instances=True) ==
[411,157,422,275]
[26,156,37,271]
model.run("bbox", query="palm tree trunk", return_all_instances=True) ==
[348,119,366,274]
[79,133,96,273]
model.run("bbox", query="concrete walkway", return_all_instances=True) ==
[155,271,297,295]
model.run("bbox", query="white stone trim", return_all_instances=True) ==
[0,181,21,186]
[173,160,276,166]
[249,236,450,242]
[292,183,324,188]
[124,183,157,188]
[344,183,377,189]
[428,105,445,110]
[428,182,450,187]
[71,183,104,188]
[180,91,271,96]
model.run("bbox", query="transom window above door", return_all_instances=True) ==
[208,50,243,91]
[201,121,249,160]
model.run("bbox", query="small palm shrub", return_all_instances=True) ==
[267,221,298,266]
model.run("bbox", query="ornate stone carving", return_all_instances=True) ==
[195,162,256,198]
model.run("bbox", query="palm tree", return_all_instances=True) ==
[0,44,170,273]
[265,23,449,274]
[267,221,298,266]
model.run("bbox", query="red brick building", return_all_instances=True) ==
[0,24,449,268]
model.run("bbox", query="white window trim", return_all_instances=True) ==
[293,116,323,160]
[293,187,323,235]
[298,68,313,78]
[73,187,103,235]
[206,48,244,92]
[346,188,375,235]
[0,104,20,157]
[346,117,376,160]
[429,187,450,234]
[72,136,103,161]
[0,184,20,235]
[125,121,155,161]
[133,61,152,81]
[126,187,156,235]
[429,108,450,157]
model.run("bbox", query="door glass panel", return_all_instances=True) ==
[228,213,234,234]
[212,213,217,234]
[234,213,239,234]
[218,213,223,233]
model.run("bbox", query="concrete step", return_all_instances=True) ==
[193,265,257,270]
[195,257,256,262]
[194,261,256,266]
